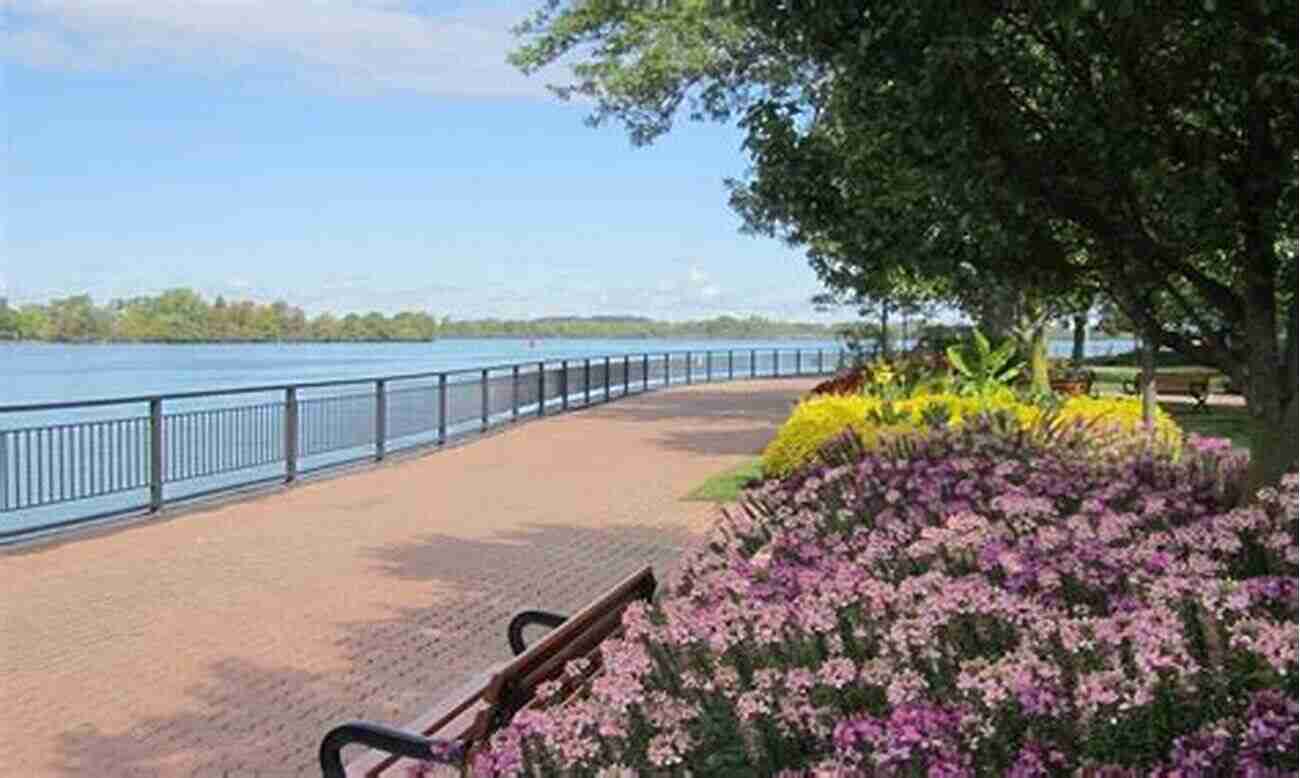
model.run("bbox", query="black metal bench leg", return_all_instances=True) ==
[507,610,568,656]
[320,722,464,778]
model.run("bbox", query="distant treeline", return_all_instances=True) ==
[0,290,848,343]
[438,314,843,339]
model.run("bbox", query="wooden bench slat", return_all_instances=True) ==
[348,668,500,778]
[323,565,656,778]
[1122,374,1214,409]
[492,566,654,685]
[507,604,626,705]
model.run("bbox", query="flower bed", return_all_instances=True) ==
[760,392,1181,478]
[809,354,951,399]
[462,419,1295,776]
[809,365,871,397]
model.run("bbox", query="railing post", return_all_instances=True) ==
[148,397,163,512]
[512,365,520,420]
[0,431,7,512]
[438,374,447,445]
[706,350,712,382]
[751,349,756,377]
[561,360,569,410]
[604,357,611,401]
[773,348,779,376]
[796,349,802,375]
[818,348,824,374]
[686,351,692,384]
[481,369,490,432]
[623,355,630,395]
[643,354,649,391]
[538,362,546,416]
[584,359,591,405]
[284,387,298,483]
[728,350,734,380]
[375,379,387,461]
[664,353,670,385]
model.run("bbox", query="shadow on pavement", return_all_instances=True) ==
[580,381,808,456]
[52,521,704,777]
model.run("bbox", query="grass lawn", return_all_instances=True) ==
[1163,402,1254,450]
[1088,365,1230,393]
[686,458,763,502]
[1084,348,1213,369]
[1082,356,1248,448]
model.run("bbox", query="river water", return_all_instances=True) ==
[0,337,1134,539]
[0,337,1134,407]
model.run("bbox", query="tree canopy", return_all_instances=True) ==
[511,0,1298,488]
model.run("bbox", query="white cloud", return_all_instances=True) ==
[3,1,567,98]
[680,265,723,301]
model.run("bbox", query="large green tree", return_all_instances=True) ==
[511,0,1298,490]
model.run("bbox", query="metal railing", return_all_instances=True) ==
[0,347,846,542]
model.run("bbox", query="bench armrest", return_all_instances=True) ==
[507,610,568,656]
[320,721,464,778]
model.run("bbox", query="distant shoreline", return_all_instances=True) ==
[0,334,1131,346]
[0,334,848,345]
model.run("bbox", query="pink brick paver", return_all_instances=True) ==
[0,378,815,777]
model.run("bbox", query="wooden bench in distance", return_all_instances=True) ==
[319,566,657,778]
[1123,373,1214,410]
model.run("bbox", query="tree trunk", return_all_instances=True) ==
[1029,323,1050,394]
[1240,279,1298,495]
[1071,313,1088,364]
[879,300,892,361]
[977,308,1013,345]
[1140,333,1156,430]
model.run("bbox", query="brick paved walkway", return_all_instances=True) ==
[0,378,813,777]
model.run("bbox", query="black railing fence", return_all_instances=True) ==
[0,347,847,542]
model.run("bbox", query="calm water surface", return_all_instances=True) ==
[0,339,846,406]
[0,337,1135,537]
[0,337,1136,406]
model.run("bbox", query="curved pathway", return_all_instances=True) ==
[0,378,814,777]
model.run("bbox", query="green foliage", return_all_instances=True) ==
[507,0,1299,489]
[913,324,970,356]
[835,321,884,365]
[1165,404,1253,452]
[945,330,1024,397]
[0,289,438,343]
[0,291,848,343]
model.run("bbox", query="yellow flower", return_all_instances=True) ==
[761,394,882,477]
[870,360,896,386]
[761,392,1184,478]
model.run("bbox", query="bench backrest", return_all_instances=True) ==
[1153,374,1211,389]
[357,565,656,777]
[477,565,656,733]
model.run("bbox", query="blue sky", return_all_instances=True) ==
[2,1,838,322]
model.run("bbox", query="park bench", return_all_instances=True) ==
[319,565,657,778]
[1049,370,1095,397]
[1123,373,1213,410]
